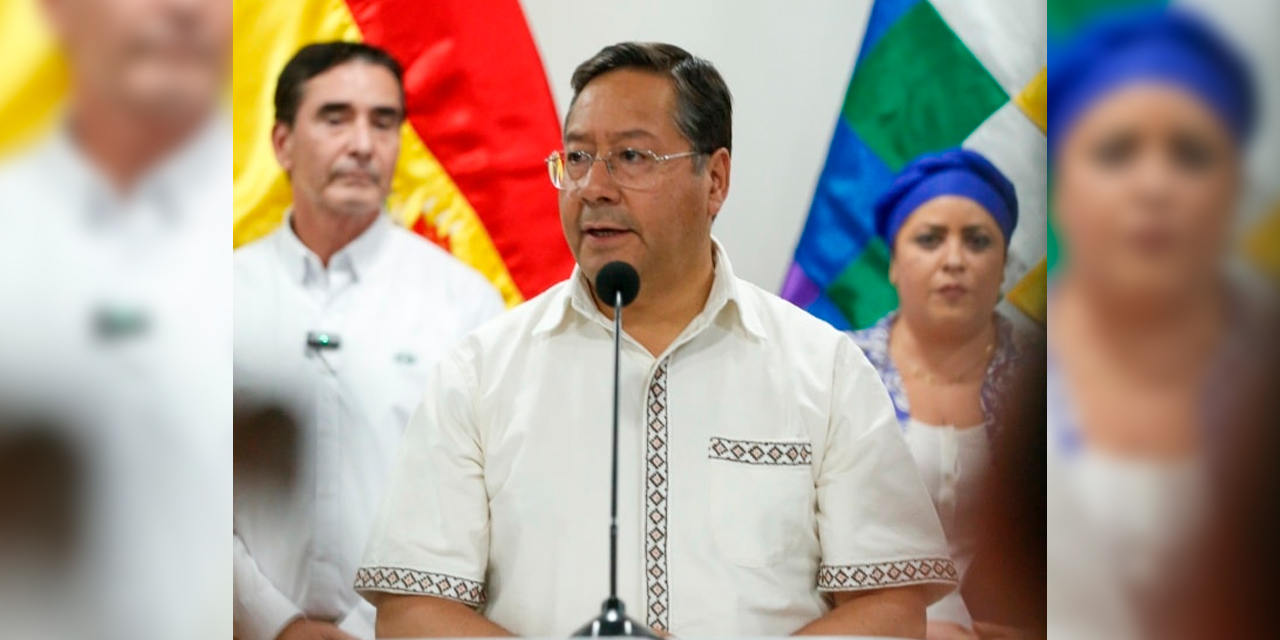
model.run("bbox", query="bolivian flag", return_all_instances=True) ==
[0,0,573,306]
[234,0,572,305]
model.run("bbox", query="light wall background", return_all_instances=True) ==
[525,0,1280,291]
[522,0,874,292]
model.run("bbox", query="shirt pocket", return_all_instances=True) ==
[706,436,815,568]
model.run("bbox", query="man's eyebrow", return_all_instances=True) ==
[316,102,353,114]
[314,103,404,119]
[563,129,659,145]
[607,129,658,142]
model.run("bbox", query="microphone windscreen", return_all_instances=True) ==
[595,262,641,308]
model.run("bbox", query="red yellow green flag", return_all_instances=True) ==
[233,0,572,305]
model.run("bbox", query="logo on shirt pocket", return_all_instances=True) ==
[707,436,814,568]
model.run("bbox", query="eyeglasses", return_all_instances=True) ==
[545,148,704,191]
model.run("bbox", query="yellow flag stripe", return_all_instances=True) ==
[1243,198,1280,283]
[0,0,66,156]
[232,0,361,244]
[389,131,524,306]
[1007,67,1048,325]
[232,0,522,306]
[1013,67,1048,134]
[1007,257,1047,326]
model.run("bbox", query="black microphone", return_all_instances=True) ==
[573,261,656,638]
[595,261,640,309]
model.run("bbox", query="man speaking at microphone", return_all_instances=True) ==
[356,42,955,639]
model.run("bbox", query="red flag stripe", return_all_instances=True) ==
[343,0,572,298]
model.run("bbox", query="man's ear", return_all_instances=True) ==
[705,148,731,222]
[271,121,294,174]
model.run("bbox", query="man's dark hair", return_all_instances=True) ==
[274,41,405,125]
[569,42,733,168]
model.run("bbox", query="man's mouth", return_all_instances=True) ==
[583,221,632,239]
[334,172,377,185]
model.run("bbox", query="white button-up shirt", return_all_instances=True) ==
[232,214,504,640]
[356,243,956,637]
[0,117,233,640]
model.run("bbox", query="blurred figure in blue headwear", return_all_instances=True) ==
[1045,5,1277,639]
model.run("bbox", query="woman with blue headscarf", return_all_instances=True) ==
[849,147,1027,640]
[1045,7,1267,639]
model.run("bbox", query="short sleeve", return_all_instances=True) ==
[354,345,490,608]
[815,337,958,604]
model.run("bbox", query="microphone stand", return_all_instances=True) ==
[572,290,659,638]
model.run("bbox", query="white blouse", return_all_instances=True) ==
[903,419,991,627]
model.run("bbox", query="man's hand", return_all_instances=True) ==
[276,618,358,640]
[793,586,930,638]
[374,594,514,638]
[927,621,978,640]
[971,621,1037,640]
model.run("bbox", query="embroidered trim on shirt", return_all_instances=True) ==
[645,357,671,632]
[353,566,486,607]
[708,437,813,466]
[817,558,958,590]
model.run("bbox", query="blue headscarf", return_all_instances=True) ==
[1048,8,1256,157]
[874,148,1018,248]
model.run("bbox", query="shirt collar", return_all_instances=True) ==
[149,113,230,207]
[48,112,230,227]
[533,238,768,341]
[273,209,393,286]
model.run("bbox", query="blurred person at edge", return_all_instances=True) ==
[1174,333,1280,640]
[0,0,232,639]
[232,42,504,640]
[961,339,1047,640]
[849,149,1035,640]
[1044,7,1274,640]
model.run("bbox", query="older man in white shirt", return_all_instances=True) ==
[232,42,504,640]
[357,42,954,639]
